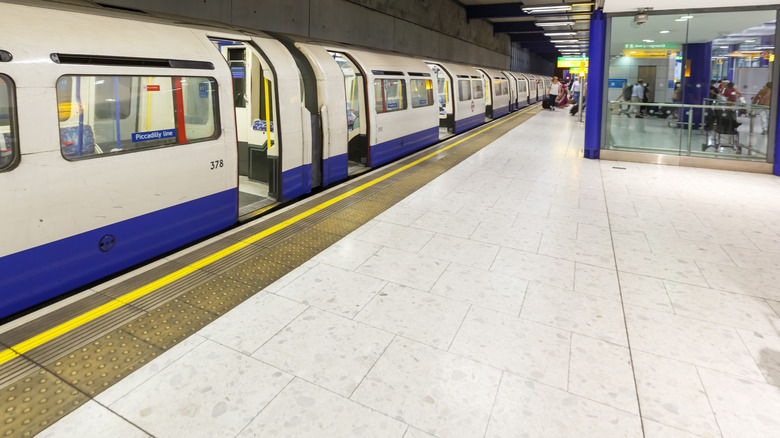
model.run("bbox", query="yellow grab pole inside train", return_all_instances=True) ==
[264,76,271,148]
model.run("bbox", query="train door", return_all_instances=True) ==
[212,39,280,216]
[480,70,493,120]
[329,51,368,174]
[425,62,454,139]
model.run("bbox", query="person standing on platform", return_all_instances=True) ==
[630,79,645,118]
[752,81,772,135]
[618,83,632,115]
[570,77,581,106]
[723,82,742,103]
[548,76,561,111]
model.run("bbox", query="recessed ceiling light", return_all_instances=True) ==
[523,6,571,13]
[720,46,728,49]
[536,22,575,27]
[659,30,670,34]
[680,15,693,19]
[745,39,756,42]
[675,18,687,22]
[643,39,655,43]
[544,32,577,36]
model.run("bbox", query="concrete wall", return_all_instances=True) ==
[510,42,555,75]
[96,0,511,68]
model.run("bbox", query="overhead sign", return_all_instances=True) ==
[557,57,589,68]
[624,43,680,50]
[624,49,679,58]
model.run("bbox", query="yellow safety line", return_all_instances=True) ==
[0,105,539,365]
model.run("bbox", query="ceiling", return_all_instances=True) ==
[457,1,595,61]
[609,11,774,54]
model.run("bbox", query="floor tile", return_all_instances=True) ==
[429,263,527,315]
[618,272,674,313]
[403,427,437,438]
[375,205,427,226]
[574,263,621,301]
[615,247,708,287]
[96,334,207,406]
[624,306,763,380]
[312,237,383,271]
[109,340,292,438]
[633,349,721,437]
[643,420,705,438]
[538,235,616,269]
[418,234,499,270]
[37,401,150,438]
[511,214,579,240]
[356,221,435,252]
[646,236,735,266]
[351,338,501,438]
[698,263,780,301]
[277,263,386,318]
[611,229,652,252]
[721,245,780,272]
[521,283,627,346]
[469,221,542,253]
[548,205,610,228]
[664,281,780,335]
[568,334,638,414]
[457,205,518,227]
[485,373,642,438]
[491,247,575,290]
[737,329,780,387]
[744,229,780,254]
[576,223,612,244]
[198,292,307,355]
[409,211,481,239]
[449,306,571,389]
[673,223,759,250]
[237,378,406,438]
[253,308,393,396]
[354,283,469,349]
[265,260,319,293]
[356,247,448,291]
[699,367,780,438]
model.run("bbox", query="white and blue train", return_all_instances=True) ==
[0,0,550,319]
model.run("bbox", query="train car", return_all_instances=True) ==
[478,68,510,119]
[511,72,532,109]
[0,0,548,320]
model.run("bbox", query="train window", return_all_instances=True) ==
[56,75,219,160]
[501,80,509,96]
[410,79,433,108]
[0,74,18,171]
[518,81,527,93]
[472,80,484,99]
[374,79,407,114]
[458,80,471,101]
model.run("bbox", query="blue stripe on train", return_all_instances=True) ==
[454,113,484,134]
[493,106,509,119]
[0,189,237,319]
[322,153,348,186]
[370,126,439,167]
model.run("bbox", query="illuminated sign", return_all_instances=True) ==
[557,57,589,68]
[624,43,680,50]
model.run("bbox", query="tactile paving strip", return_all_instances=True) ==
[0,107,540,436]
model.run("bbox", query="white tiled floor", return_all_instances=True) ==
[49,108,780,437]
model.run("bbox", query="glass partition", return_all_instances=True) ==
[605,11,776,162]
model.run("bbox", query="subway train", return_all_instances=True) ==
[0,0,550,319]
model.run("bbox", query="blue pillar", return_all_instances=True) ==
[584,9,606,159]
[727,44,737,82]
[681,42,712,130]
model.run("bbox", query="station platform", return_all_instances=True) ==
[3,104,780,437]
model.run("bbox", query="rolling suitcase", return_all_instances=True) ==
[542,98,551,110]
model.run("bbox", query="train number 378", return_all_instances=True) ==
[210,159,224,170]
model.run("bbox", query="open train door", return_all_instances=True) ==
[425,62,454,139]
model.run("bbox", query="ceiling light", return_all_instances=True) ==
[680,15,693,19]
[553,40,579,44]
[675,18,687,22]
[745,39,756,42]
[630,51,637,53]
[544,32,577,36]
[522,6,572,13]
[720,46,728,49]
[659,30,670,34]
[643,39,655,43]
[536,22,575,26]
[555,45,581,48]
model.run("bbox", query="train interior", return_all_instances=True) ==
[426,62,454,139]
[329,51,370,175]
[212,39,279,216]
[480,70,493,121]
[0,76,12,170]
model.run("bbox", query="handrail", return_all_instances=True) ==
[609,100,770,111]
